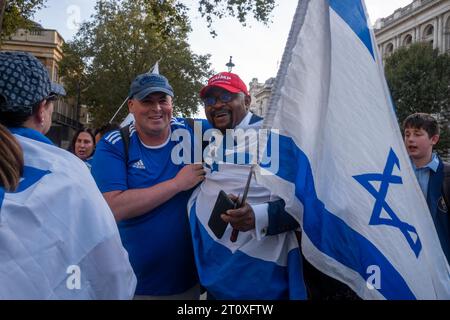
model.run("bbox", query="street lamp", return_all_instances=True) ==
[226,56,235,72]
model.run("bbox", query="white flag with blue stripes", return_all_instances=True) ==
[256,0,450,299]
[188,115,306,299]
[0,132,136,299]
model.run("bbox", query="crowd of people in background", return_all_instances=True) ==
[0,50,448,300]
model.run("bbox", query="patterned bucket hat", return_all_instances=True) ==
[0,51,65,114]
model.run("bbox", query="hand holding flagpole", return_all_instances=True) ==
[230,165,254,242]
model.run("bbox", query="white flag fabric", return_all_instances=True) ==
[0,131,137,299]
[256,0,450,299]
[150,60,160,75]
[120,113,135,128]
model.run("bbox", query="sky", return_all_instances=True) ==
[34,0,413,87]
[33,0,414,119]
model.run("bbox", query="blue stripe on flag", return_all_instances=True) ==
[189,203,307,300]
[0,167,51,209]
[0,187,4,209]
[15,166,51,193]
[329,0,374,59]
[261,134,416,299]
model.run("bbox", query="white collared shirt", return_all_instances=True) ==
[412,153,440,199]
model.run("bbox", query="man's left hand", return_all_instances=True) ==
[220,194,255,232]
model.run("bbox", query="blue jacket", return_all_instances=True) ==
[427,157,450,264]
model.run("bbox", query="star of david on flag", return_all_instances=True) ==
[354,149,422,257]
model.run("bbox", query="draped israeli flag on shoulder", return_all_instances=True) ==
[256,0,450,299]
[0,132,136,299]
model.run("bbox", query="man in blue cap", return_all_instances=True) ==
[0,51,137,299]
[92,72,205,299]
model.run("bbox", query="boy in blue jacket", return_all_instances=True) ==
[403,113,449,264]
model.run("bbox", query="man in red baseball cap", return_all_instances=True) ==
[199,72,252,133]
[188,71,306,300]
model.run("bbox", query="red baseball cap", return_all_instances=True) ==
[200,72,249,98]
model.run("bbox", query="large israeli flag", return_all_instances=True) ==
[256,0,450,299]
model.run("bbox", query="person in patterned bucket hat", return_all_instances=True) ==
[0,51,138,299]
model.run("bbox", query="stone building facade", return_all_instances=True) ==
[248,77,275,117]
[375,0,450,57]
[375,0,450,159]
[1,27,85,148]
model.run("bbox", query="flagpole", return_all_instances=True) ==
[109,97,129,124]
[108,59,161,124]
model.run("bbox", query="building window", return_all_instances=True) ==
[424,25,434,37]
[29,29,42,36]
[423,24,434,42]
[385,43,394,56]
[403,34,413,47]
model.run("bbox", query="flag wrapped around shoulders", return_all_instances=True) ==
[188,117,306,300]
[0,133,136,299]
[256,0,450,299]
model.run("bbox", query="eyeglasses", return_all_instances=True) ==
[203,92,237,107]
[45,93,58,102]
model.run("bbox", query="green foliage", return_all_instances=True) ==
[385,43,450,156]
[0,0,46,39]
[60,0,213,127]
[197,0,276,36]
[436,124,450,159]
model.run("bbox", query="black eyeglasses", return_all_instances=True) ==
[203,92,237,107]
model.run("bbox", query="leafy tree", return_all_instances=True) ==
[60,0,213,127]
[196,0,276,36]
[437,125,450,158]
[0,0,46,39]
[60,0,279,126]
[385,43,450,156]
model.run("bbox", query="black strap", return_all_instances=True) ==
[119,124,131,164]
[443,162,450,211]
